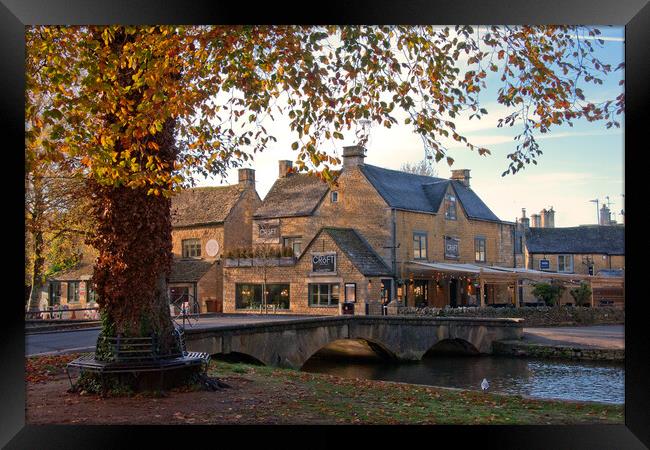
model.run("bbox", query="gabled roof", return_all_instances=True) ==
[50,262,94,281]
[169,259,216,283]
[359,164,501,222]
[316,227,392,277]
[171,185,246,228]
[525,225,625,255]
[253,174,330,219]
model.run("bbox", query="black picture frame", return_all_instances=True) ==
[3,1,648,448]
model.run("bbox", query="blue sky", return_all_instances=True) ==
[197,26,624,227]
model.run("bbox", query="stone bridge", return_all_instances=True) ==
[184,316,524,369]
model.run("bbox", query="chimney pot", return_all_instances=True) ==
[342,145,366,168]
[278,160,293,178]
[450,169,471,187]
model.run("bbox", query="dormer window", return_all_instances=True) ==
[182,238,201,258]
[331,191,339,203]
[445,194,457,220]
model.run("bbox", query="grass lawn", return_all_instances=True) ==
[25,354,623,425]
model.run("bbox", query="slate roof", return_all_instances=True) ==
[525,225,625,255]
[253,174,330,219]
[169,259,216,283]
[51,262,94,281]
[359,164,501,222]
[171,185,245,227]
[319,227,392,277]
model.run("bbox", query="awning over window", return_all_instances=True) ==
[406,261,616,284]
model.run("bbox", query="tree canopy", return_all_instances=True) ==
[26,25,624,194]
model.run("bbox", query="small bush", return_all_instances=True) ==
[531,282,566,306]
[570,282,592,307]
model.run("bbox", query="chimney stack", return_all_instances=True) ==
[540,207,555,228]
[600,204,612,226]
[531,214,541,228]
[278,160,293,178]
[238,168,255,186]
[450,169,471,187]
[519,208,530,229]
[342,145,366,168]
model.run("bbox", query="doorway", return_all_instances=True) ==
[449,279,458,307]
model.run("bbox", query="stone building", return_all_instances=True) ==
[224,145,524,314]
[169,169,262,312]
[521,223,625,306]
[45,168,262,314]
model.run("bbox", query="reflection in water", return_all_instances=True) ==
[302,355,624,405]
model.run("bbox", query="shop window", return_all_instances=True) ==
[413,280,428,306]
[413,232,428,260]
[282,236,302,257]
[68,282,80,303]
[445,194,457,220]
[87,282,98,305]
[474,237,486,262]
[308,283,340,307]
[558,255,574,273]
[182,238,201,258]
[344,283,356,302]
[235,283,290,309]
[49,282,61,306]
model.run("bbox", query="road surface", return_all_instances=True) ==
[522,325,624,349]
[25,314,320,356]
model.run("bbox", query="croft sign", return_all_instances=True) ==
[312,252,336,273]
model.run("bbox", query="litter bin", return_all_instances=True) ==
[341,302,355,315]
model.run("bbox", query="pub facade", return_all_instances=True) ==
[222,145,525,314]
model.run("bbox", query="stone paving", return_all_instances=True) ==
[522,325,624,349]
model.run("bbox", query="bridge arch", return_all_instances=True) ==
[300,337,399,368]
[423,338,480,356]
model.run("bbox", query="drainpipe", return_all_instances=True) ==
[391,208,397,301]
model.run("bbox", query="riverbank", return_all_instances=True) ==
[26,354,622,425]
[493,340,624,362]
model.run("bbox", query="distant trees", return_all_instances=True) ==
[400,159,438,177]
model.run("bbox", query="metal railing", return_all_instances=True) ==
[25,306,100,321]
[169,293,200,330]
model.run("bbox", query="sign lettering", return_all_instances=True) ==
[312,252,336,272]
[539,259,550,270]
[444,236,460,259]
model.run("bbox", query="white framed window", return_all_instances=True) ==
[558,254,574,273]
[474,237,486,262]
[282,236,302,257]
[309,283,340,307]
[413,232,428,260]
[445,194,457,220]
[182,238,201,258]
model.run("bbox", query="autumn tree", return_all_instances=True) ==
[25,118,93,312]
[25,25,623,356]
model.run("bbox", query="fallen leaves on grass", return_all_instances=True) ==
[26,354,80,383]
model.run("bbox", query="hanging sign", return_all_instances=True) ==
[312,252,336,273]
[444,236,460,259]
[206,239,220,257]
[255,219,280,244]
[539,259,550,270]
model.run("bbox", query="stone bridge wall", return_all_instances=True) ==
[184,316,523,369]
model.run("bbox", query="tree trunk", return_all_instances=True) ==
[28,225,45,312]
[27,174,45,312]
[88,175,176,353]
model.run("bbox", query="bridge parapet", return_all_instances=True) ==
[184,316,524,369]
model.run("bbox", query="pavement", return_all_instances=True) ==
[25,314,319,356]
[522,325,624,350]
[25,316,625,356]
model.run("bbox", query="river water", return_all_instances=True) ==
[302,355,624,404]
